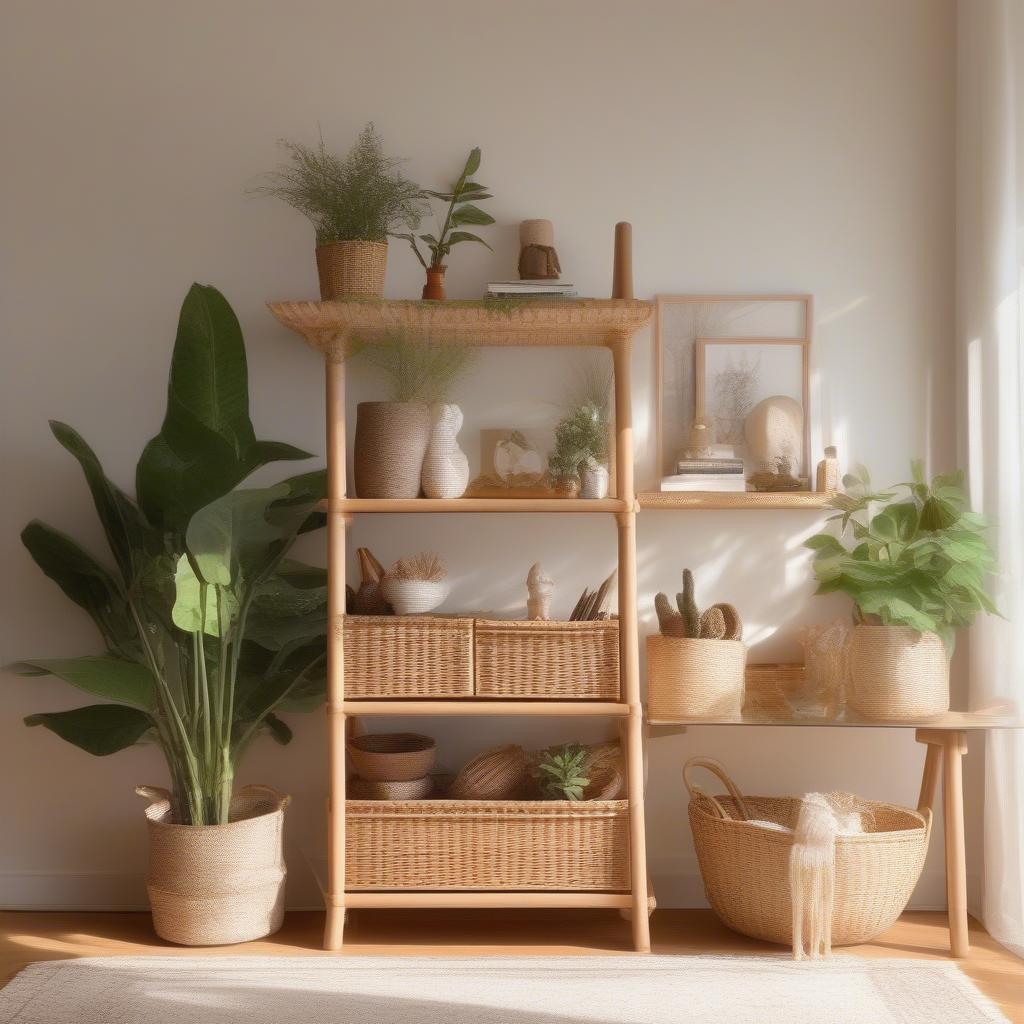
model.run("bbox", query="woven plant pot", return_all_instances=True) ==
[136,784,288,946]
[315,240,387,299]
[647,635,746,719]
[848,625,949,720]
[348,732,436,782]
[380,577,449,615]
[354,401,432,498]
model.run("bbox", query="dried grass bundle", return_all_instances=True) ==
[388,552,446,582]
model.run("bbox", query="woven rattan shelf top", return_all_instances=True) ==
[647,710,1023,729]
[638,491,831,510]
[268,298,652,355]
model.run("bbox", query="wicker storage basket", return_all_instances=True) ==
[848,625,949,720]
[346,799,630,890]
[342,615,474,698]
[474,619,620,699]
[684,759,931,947]
[347,732,436,781]
[315,240,387,299]
[136,784,288,946]
[647,635,746,719]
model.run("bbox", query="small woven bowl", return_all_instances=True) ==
[349,775,434,800]
[348,732,436,781]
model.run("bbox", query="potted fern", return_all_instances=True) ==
[255,123,424,299]
[805,462,998,720]
[13,284,328,944]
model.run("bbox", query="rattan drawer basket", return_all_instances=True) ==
[474,619,620,699]
[342,616,474,698]
[345,799,630,890]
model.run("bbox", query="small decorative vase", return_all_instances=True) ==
[848,624,949,720]
[421,404,470,499]
[315,240,387,299]
[136,784,288,946]
[381,577,449,615]
[422,266,447,300]
[579,463,610,500]
[353,402,432,499]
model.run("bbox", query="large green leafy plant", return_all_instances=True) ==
[805,462,998,650]
[15,284,329,825]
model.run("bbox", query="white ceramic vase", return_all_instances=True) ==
[580,462,610,499]
[421,404,470,499]
[381,577,449,615]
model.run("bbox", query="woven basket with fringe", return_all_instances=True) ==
[136,784,288,946]
[683,759,930,947]
[347,732,436,782]
[848,625,949,720]
[448,744,531,799]
[474,619,620,699]
[315,240,387,299]
[345,799,630,890]
[647,635,746,719]
[353,401,433,499]
[342,615,474,697]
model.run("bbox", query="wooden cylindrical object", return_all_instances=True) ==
[612,222,633,300]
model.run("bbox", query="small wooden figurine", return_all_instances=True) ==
[526,562,554,620]
[816,445,841,493]
[518,220,561,280]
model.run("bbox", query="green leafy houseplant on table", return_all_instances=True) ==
[15,284,328,826]
[805,462,998,652]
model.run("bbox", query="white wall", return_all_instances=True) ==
[1,0,971,913]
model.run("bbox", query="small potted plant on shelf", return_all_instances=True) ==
[381,552,449,615]
[648,570,745,719]
[548,401,610,498]
[395,146,495,300]
[805,462,998,720]
[352,330,476,498]
[255,122,424,299]
[12,284,329,946]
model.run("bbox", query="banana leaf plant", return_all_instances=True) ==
[13,284,329,825]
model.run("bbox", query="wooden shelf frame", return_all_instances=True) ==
[270,298,654,953]
[637,491,831,510]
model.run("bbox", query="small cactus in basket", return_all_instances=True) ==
[532,744,590,801]
[655,569,743,641]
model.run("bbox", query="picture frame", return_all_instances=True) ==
[654,294,812,478]
[695,337,810,476]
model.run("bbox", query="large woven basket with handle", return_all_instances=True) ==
[683,758,930,947]
[137,784,289,946]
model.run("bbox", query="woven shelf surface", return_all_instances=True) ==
[268,298,652,356]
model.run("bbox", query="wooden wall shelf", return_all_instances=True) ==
[647,710,1023,729]
[638,491,831,510]
[321,497,628,514]
[340,700,631,717]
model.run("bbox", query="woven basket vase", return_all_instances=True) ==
[354,401,432,499]
[848,625,949,720]
[684,759,931,947]
[315,240,387,299]
[348,733,437,782]
[136,784,288,946]
[647,635,746,719]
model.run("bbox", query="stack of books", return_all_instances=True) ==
[660,457,746,492]
[486,280,578,298]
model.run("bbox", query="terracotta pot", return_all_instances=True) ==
[848,624,949,720]
[353,401,432,498]
[315,240,387,299]
[136,784,288,946]
[422,266,447,300]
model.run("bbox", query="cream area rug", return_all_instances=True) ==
[0,955,1009,1023]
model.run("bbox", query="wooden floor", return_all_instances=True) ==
[1,909,1021,1021]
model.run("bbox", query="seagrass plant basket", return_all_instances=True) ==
[315,240,387,298]
[683,759,930,946]
[647,635,746,719]
[137,784,289,946]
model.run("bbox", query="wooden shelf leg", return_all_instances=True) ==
[942,730,969,958]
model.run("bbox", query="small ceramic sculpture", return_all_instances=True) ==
[683,420,713,460]
[421,404,470,499]
[526,563,554,620]
[744,395,804,475]
[816,445,840,493]
[518,219,561,280]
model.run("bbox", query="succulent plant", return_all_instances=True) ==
[655,569,743,641]
[533,743,590,801]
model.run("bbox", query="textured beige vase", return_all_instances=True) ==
[354,401,432,498]
[647,635,746,719]
[137,785,289,946]
[848,624,949,720]
[315,240,387,299]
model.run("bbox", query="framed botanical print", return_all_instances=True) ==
[654,294,812,477]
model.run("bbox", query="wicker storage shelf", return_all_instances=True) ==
[345,799,630,890]
[475,619,620,700]
[343,616,474,698]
